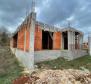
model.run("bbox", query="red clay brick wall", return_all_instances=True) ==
[13,24,62,51]
[34,27,62,50]
[17,27,25,50]
[34,25,42,51]
[16,24,42,51]
[53,32,61,50]
[17,25,30,51]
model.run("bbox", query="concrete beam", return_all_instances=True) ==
[24,28,26,52]
[68,31,72,50]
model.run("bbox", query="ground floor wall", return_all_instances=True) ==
[10,47,88,69]
[34,50,88,63]
[10,47,34,70]
[61,50,88,60]
[34,50,62,63]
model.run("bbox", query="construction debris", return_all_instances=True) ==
[13,69,91,84]
[33,69,91,84]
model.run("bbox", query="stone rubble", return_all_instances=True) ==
[33,69,91,84]
[13,69,91,84]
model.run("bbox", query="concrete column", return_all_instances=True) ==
[62,33,64,49]
[79,34,83,49]
[77,35,79,49]
[68,31,76,50]
[68,31,72,50]
[73,32,75,50]
[72,31,74,50]
[79,34,81,49]
[80,34,83,49]
[60,33,62,49]
[71,32,73,50]
[88,33,91,56]
[24,28,26,51]
[29,12,36,69]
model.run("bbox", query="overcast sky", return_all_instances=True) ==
[0,0,91,41]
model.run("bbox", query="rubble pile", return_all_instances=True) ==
[13,69,91,84]
[34,69,91,84]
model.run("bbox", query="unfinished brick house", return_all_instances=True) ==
[10,1,88,69]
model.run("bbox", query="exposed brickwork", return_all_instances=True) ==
[11,24,62,51]
[53,32,61,50]
[17,27,25,50]
[34,25,42,51]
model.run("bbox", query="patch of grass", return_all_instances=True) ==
[0,46,24,84]
[36,56,91,71]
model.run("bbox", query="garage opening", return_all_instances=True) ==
[42,30,53,50]
[62,31,68,49]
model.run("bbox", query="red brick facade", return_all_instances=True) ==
[34,24,42,51]
[17,26,25,50]
[53,32,61,50]
[11,24,62,51]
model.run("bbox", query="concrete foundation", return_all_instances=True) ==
[34,50,62,63]
[61,50,88,60]
[11,47,88,69]
[10,48,34,70]
[35,50,88,63]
